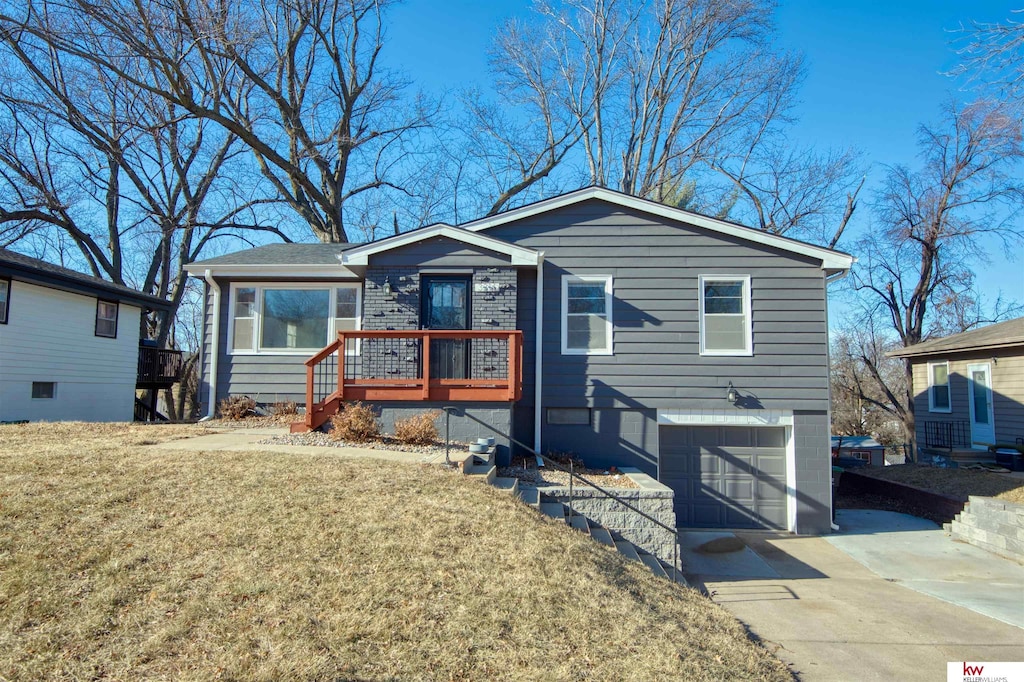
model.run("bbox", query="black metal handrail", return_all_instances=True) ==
[443,406,681,583]
[922,420,971,449]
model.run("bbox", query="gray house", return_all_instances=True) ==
[187,187,853,534]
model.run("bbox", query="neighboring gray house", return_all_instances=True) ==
[186,187,853,534]
[889,317,1024,458]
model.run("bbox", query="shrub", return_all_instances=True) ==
[329,402,381,442]
[272,400,298,416]
[393,411,441,445]
[218,395,257,420]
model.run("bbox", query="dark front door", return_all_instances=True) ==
[421,276,471,380]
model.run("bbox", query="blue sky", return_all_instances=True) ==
[384,0,1023,316]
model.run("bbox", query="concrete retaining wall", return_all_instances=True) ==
[540,468,677,564]
[950,496,1024,564]
[839,471,966,522]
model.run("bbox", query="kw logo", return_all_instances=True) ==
[963,662,985,676]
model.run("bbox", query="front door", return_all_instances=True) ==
[967,363,995,449]
[421,276,471,380]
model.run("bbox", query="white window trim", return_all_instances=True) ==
[227,282,362,356]
[561,274,613,356]
[927,360,952,413]
[699,274,753,357]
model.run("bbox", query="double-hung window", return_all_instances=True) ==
[928,361,951,412]
[95,300,119,338]
[0,277,9,324]
[562,275,613,355]
[230,284,362,354]
[699,275,752,356]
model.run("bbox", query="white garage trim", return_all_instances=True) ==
[657,408,793,427]
[657,408,798,533]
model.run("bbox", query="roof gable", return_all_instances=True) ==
[340,224,540,266]
[462,187,854,272]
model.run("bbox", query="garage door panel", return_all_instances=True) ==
[660,425,788,530]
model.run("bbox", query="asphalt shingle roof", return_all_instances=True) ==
[190,242,355,266]
[0,248,170,308]
[888,317,1024,358]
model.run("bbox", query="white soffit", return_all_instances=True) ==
[340,224,540,266]
[462,187,854,272]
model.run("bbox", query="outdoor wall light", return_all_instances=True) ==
[726,382,739,404]
[382,276,393,297]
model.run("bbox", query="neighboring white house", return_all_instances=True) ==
[0,248,173,423]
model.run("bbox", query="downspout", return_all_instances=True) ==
[533,253,545,460]
[200,269,220,421]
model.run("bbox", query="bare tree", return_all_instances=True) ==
[953,9,1024,98]
[830,324,908,446]
[848,100,1024,457]
[0,0,434,244]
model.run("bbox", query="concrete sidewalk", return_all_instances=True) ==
[685,511,1023,682]
[152,427,450,464]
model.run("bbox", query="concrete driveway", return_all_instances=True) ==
[682,510,1024,682]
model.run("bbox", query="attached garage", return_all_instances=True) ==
[660,425,790,530]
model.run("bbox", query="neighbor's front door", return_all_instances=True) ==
[421,276,471,380]
[966,363,995,449]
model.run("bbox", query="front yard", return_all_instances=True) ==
[0,423,790,681]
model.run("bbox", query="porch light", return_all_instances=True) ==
[382,276,393,297]
[726,382,739,404]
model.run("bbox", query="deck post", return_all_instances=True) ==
[337,333,346,401]
[507,332,516,400]
[421,333,431,400]
[305,362,315,428]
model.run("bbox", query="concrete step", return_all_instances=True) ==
[614,540,641,562]
[569,514,590,534]
[491,477,519,495]
[540,502,567,522]
[639,552,669,579]
[464,463,496,484]
[519,487,540,508]
[589,526,615,547]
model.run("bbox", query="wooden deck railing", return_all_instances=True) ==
[302,330,523,431]
[136,345,184,387]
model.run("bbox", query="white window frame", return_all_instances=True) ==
[228,282,362,355]
[561,274,613,356]
[699,274,752,357]
[928,360,952,413]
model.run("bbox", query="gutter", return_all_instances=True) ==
[534,253,545,462]
[200,269,220,421]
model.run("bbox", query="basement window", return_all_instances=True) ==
[32,382,56,399]
[547,408,592,425]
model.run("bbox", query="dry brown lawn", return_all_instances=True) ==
[855,464,1024,505]
[0,422,791,681]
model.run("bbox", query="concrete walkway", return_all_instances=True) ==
[152,427,452,464]
[684,511,1024,682]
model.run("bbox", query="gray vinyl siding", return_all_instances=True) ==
[487,199,831,413]
[911,349,1024,447]
[368,236,511,268]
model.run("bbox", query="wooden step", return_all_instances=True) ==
[540,502,567,522]
[569,514,590,534]
[588,527,615,547]
[639,553,669,579]
[614,540,641,562]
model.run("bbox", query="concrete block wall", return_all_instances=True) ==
[373,402,514,465]
[793,410,833,534]
[950,496,1024,563]
[541,468,677,564]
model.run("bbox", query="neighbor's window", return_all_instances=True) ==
[929,362,951,412]
[547,408,591,425]
[562,275,613,355]
[95,300,119,338]
[700,275,751,355]
[0,278,9,324]
[32,381,55,399]
[230,284,361,353]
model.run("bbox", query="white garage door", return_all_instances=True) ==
[660,425,788,529]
